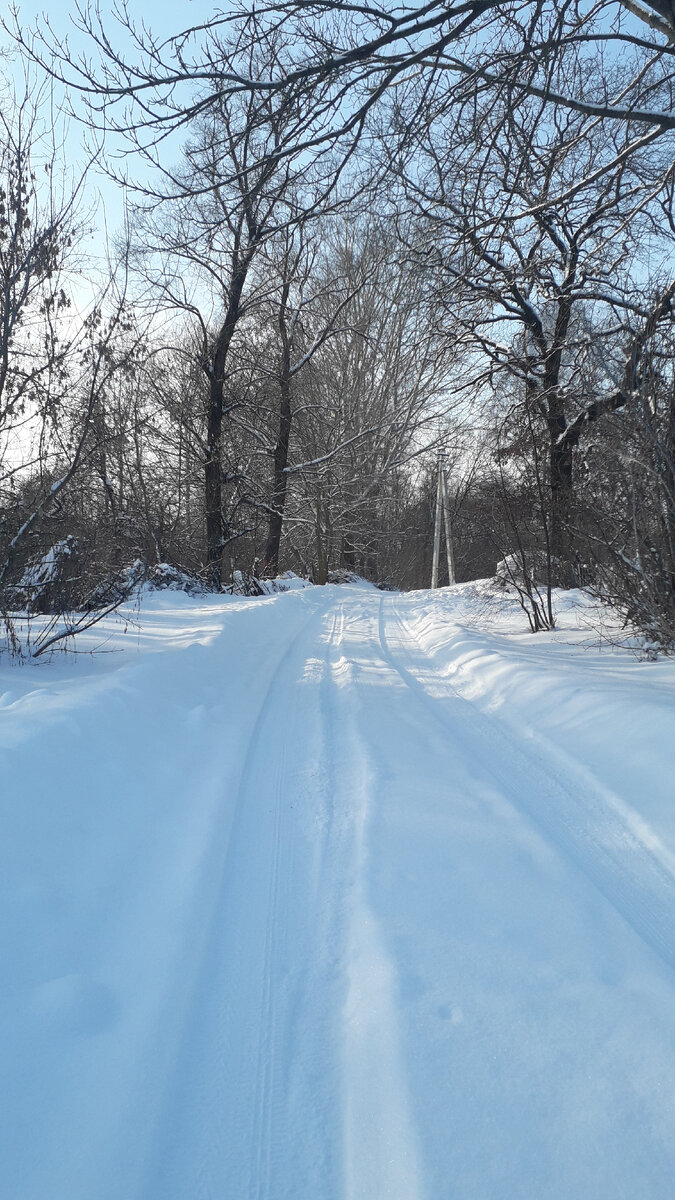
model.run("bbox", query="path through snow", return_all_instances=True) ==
[1,583,675,1199]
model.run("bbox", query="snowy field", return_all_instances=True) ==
[1,580,675,1200]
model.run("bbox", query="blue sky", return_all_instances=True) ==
[6,0,224,259]
[15,0,219,44]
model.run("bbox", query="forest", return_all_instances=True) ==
[0,0,673,651]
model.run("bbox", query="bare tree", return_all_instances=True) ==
[0,74,87,510]
[238,223,368,575]
[11,0,675,173]
[572,323,675,646]
[279,220,462,582]
[393,81,674,582]
[124,28,354,587]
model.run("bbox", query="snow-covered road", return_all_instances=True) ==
[2,583,675,1199]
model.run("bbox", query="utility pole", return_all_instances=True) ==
[441,463,456,585]
[431,454,456,588]
[431,456,443,589]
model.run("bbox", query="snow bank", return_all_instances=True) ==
[399,582,675,859]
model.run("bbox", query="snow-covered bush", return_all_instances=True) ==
[12,538,79,614]
[84,560,147,611]
[144,563,208,595]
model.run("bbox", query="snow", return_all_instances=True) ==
[18,540,72,589]
[1,581,675,1199]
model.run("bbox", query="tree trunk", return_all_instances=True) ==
[544,285,576,587]
[341,535,355,569]
[205,369,225,590]
[263,293,292,576]
[666,379,675,597]
[315,492,328,584]
[549,426,574,585]
[203,260,250,590]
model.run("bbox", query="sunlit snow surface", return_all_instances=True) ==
[1,582,675,1200]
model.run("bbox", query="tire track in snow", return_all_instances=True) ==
[250,708,287,1200]
[248,604,348,1199]
[380,593,675,979]
[324,594,426,1200]
[214,590,342,1200]
[140,590,335,1200]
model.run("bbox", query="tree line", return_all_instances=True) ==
[1,0,673,648]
